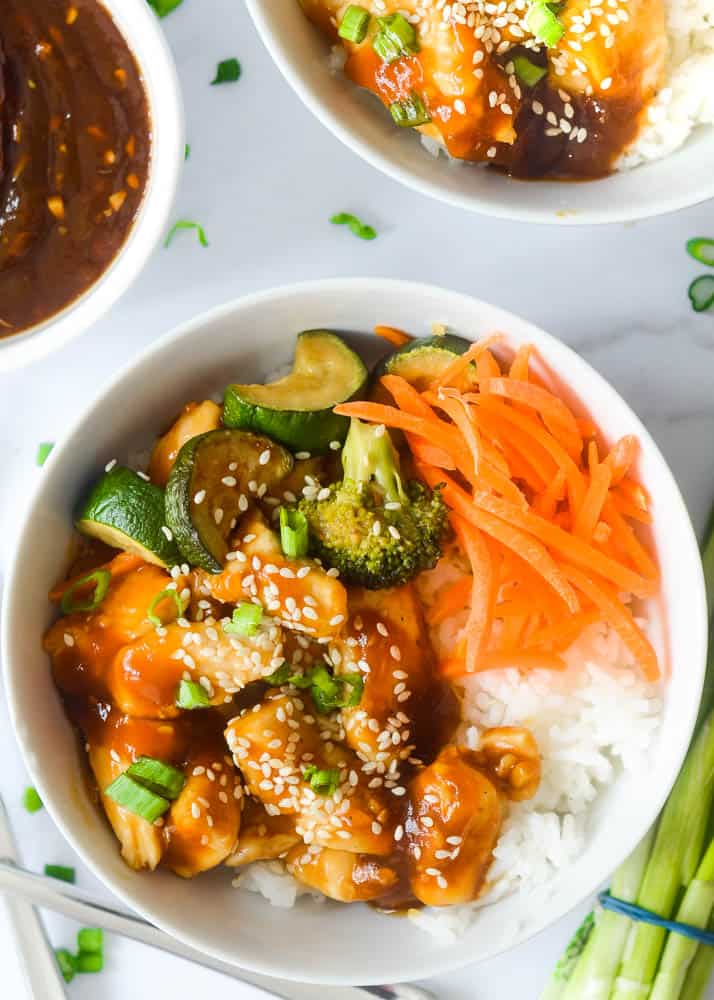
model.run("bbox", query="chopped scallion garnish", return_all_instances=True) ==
[147,587,186,627]
[512,55,548,87]
[223,601,263,636]
[75,953,104,974]
[303,764,341,797]
[526,2,564,46]
[126,757,186,799]
[389,92,431,128]
[330,212,377,241]
[60,569,111,615]
[23,786,43,813]
[373,13,419,62]
[36,442,54,467]
[263,663,293,686]
[55,949,76,983]
[147,0,183,16]
[176,679,211,709]
[339,5,370,43]
[212,58,241,85]
[689,275,714,313]
[44,864,75,883]
[104,773,170,823]
[184,143,191,161]
[165,220,209,248]
[279,507,309,558]
[687,238,714,267]
[77,928,103,955]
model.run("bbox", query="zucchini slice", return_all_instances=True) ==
[375,334,474,390]
[165,429,293,573]
[76,466,180,568]
[223,330,368,454]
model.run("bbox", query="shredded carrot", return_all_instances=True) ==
[562,565,660,681]
[576,418,599,438]
[509,345,533,381]
[601,498,659,580]
[525,609,602,651]
[433,335,502,389]
[374,325,413,347]
[603,435,638,486]
[474,376,581,438]
[533,470,566,519]
[406,434,457,471]
[452,515,495,669]
[431,393,482,475]
[476,350,501,380]
[618,477,651,512]
[380,374,439,422]
[427,576,472,626]
[593,521,612,545]
[612,490,652,524]
[573,463,612,542]
[49,551,143,602]
[441,649,567,678]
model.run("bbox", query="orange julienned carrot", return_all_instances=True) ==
[426,576,473,626]
[509,345,533,381]
[433,335,502,389]
[533,469,567,519]
[573,463,612,542]
[441,649,567,677]
[602,435,638,485]
[476,350,501,380]
[473,377,581,437]
[374,325,413,347]
[525,608,602,651]
[562,565,660,681]
[452,514,495,669]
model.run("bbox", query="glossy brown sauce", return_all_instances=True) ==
[0,0,150,336]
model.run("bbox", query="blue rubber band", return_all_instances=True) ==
[598,892,714,947]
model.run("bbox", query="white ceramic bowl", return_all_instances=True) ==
[246,0,714,226]
[2,279,707,985]
[0,0,183,372]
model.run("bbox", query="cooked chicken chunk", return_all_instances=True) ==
[225,692,394,854]
[164,745,243,878]
[476,726,541,802]
[286,845,398,903]
[108,617,286,719]
[226,797,300,867]
[199,511,348,640]
[149,400,221,487]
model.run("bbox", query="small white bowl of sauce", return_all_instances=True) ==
[0,0,184,370]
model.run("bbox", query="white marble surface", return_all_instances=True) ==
[1,1,714,997]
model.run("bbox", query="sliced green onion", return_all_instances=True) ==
[176,679,211,709]
[279,507,309,558]
[303,764,341,797]
[373,13,419,62]
[512,55,548,87]
[389,92,431,128]
[338,672,364,707]
[126,757,185,799]
[689,275,714,313]
[330,212,377,241]
[36,442,54,467]
[338,5,370,43]
[147,587,186,627]
[165,220,209,248]
[77,928,103,955]
[223,601,263,636]
[686,238,714,267]
[60,568,111,615]
[308,665,341,713]
[184,143,191,161]
[55,949,76,983]
[526,3,564,46]
[23,786,43,813]
[263,663,293,686]
[147,0,183,16]
[104,773,169,823]
[44,864,75,883]
[76,953,104,973]
[212,58,241,85]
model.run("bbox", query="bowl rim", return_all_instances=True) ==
[2,277,708,984]
[0,0,184,372]
[245,0,714,226]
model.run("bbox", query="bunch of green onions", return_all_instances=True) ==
[542,513,714,1000]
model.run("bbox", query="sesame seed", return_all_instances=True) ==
[329,614,345,627]
[104,459,117,472]
[161,525,173,541]
[295,451,311,461]
[372,521,382,536]
[222,476,237,487]
[389,645,401,661]
[63,633,75,647]
[214,508,224,525]
[259,449,271,466]
[329,440,342,451]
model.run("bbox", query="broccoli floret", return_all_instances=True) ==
[298,419,448,589]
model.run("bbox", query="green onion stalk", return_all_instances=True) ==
[541,509,714,1000]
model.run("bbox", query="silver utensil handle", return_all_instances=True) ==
[4,892,69,1000]
[0,860,435,1000]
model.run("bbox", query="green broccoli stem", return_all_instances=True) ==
[341,419,407,504]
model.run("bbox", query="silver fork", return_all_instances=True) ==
[0,796,434,1000]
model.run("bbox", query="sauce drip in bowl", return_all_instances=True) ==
[0,0,150,337]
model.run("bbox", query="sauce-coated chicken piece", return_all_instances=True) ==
[45,563,173,697]
[407,746,503,907]
[333,584,456,768]
[108,617,286,719]
[199,511,348,641]
[86,714,188,871]
[148,400,221,487]
[286,845,398,903]
[225,692,394,854]
[227,797,301,867]
[164,745,243,878]
[476,726,541,802]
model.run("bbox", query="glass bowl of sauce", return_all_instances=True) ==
[0,0,183,369]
